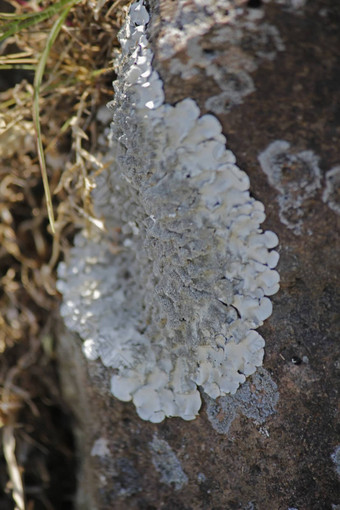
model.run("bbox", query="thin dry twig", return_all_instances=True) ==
[33,2,80,234]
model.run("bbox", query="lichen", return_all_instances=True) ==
[91,438,110,457]
[204,368,279,434]
[331,445,340,478]
[258,140,322,235]
[114,458,141,497]
[157,3,285,114]
[205,19,284,114]
[322,166,340,215]
[263,0,306,10]
[155,0,240,61]
[148,435,188,490]
[57,0,280,422]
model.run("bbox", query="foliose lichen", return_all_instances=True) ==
[57,1,280,422]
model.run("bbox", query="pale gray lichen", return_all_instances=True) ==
[57,1,280,422]
[205,19,285,114]
[205,71,256,114]
[263,0,306,10]
[156,3,285,114]
[204,368,279,434]
[258,140,322,235]
[197,472,206,483]
[244,503,256,510]
[91,438,110,457]
[115,458,141,497]
[322,166,340,215]
[331,445,340,478]
[155,0,241,61]
[148,435,188,490]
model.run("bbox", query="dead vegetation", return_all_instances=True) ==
[0,0,128,507]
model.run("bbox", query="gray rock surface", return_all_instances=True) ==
[56,0,340,508]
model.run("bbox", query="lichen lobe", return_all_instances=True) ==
[57,1,280,423]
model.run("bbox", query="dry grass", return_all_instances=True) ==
[0,0,129,507]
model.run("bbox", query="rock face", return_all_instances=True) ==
[56,1,340,508]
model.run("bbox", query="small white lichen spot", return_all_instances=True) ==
[263,0,306,9]
[331,445,340,478]
[323,166,340,215]
[91,438,110,457]
[258,140,322,235]
[57,1,280,422]
[149,435,188,490]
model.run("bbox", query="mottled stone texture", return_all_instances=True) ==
[56,1,340,508]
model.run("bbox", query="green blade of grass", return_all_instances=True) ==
[0,0,81,43]
[33,0,80,234]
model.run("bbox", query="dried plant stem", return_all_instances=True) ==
[33,1,79,234]
[3,422,25,510]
